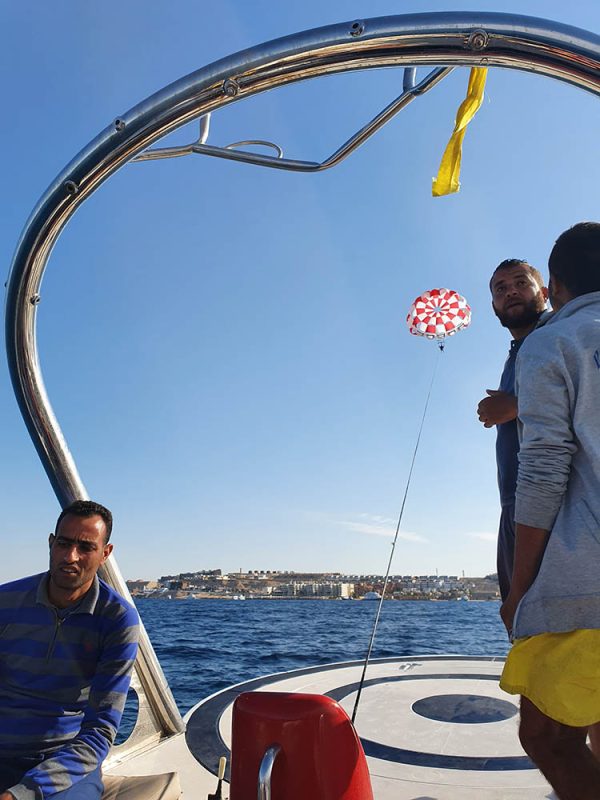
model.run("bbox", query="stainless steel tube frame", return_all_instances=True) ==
[257,744,281,800]
[5,12,600,748]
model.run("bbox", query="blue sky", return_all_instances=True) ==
[1,1,599,583]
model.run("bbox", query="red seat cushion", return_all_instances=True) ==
[230,692,374,800]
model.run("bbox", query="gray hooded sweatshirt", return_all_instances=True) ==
[513,290,600,640]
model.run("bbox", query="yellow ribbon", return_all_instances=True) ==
[432,67,488,197]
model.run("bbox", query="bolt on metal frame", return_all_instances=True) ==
[5,12,600,758]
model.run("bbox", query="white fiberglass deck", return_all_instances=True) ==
[107,656,555,799]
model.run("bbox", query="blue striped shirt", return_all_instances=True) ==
[0,572,139,800]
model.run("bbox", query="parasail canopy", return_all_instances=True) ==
[407,288,471,341]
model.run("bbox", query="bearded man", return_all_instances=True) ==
[477,259,548,601]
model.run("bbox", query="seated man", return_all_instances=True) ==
[0,501,140,800]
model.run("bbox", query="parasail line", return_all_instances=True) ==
[351,345,443,725]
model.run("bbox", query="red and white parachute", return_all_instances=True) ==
[407,288,471,341]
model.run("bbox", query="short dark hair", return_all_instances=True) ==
[549,222,600,297]
[55,500,113,543]
[489,259,544,292]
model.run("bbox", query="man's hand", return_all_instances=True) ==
[500,592,521,639]
[500,523,550,640]
[477,390,518,428]
[0,792,16,800]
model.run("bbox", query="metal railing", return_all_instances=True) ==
[257,745,281,800]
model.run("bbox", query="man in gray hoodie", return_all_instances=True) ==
[500,222,600,799]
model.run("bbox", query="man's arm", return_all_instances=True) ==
[500,523,550,635]
[8,606,139,800]
[514,340,575,528]
[477,390,518,428]
[503,336,576,636]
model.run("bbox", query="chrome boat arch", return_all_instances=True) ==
[5,12,600,756]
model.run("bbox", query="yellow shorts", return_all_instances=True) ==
[500,629,600,727]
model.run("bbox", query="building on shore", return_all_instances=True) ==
[126,570,499,601]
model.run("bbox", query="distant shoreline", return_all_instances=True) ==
[134,595,500,602]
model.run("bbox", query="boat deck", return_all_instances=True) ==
[107,656,555,799]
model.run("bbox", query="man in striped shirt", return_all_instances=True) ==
[0,501,140,800]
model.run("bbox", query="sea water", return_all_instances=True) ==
[118,598,509,738]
